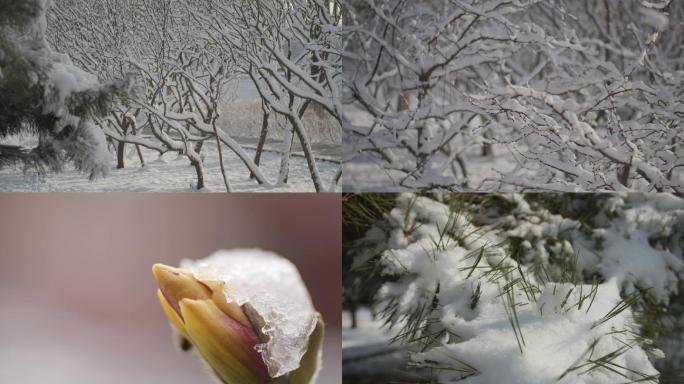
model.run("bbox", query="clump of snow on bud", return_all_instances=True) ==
[181,249,317,378]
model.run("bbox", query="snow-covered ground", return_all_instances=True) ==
[343,308,417,384]
[0,67,341,192]
[0,140,340,192]
[0,85,341,192]
[343,143,523,192]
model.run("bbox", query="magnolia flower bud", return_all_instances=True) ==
[153,250,323,384]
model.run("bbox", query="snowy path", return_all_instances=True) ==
[0,142,341,192]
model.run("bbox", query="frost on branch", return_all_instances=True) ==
[182,249,318,379]
[342,0,684,191]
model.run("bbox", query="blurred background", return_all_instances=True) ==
[0,193,341,383]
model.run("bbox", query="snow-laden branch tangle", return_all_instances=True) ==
[48,0,242,189]
[47,0,342,190]
[342,0,684,191]
[349,193,684,383]
[189,0,343,192]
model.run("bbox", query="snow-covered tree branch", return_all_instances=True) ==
[342,0,683,192]
[1,0,342,191]
[192,0,343,191]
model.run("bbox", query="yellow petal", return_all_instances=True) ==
[180,298,270,384]
[157,289,189,339]
[202,279,253,329]
[152,263,212,318]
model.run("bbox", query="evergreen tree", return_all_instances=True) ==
[0,0,128,178]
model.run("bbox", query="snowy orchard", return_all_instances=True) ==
[187,0,343,191]
[1,0,343,191]
[344,193,684,383]
[342,0,684,192]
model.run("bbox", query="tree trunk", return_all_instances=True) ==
[116,140,126,169]
[250,101,270,180]
[135,144,145,166]
[350,305,358,329]
[214,123,232,192]
[116,116,129,169]
[191,158,204,190]
[193,140,204,156]
[130,125,145,167]
[481,130,493,157]
[481,143,493,157]
[278,127,294,185]
[289,114,323,192]
[329,167,342,191]
[455,155,468,180]
[279,100,313,186]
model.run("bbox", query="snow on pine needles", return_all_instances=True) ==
[345,194,684,383]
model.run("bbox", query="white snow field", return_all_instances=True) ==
[345,193,684,383]
[0,139,340,192]
[342,308,416,384]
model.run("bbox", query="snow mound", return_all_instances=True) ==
[181,249,317,378]
[430,278,658,384]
